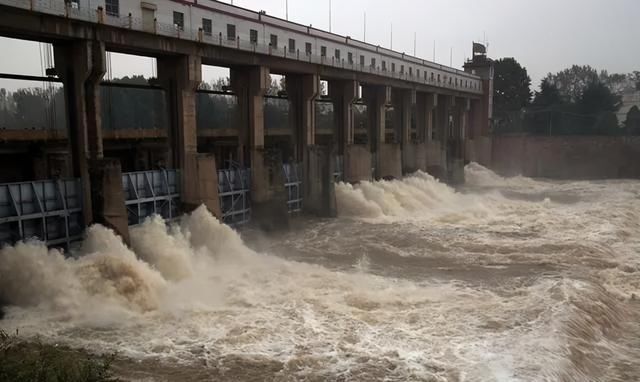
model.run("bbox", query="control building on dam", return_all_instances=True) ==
[0,0,494,246]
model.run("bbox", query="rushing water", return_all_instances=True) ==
[1,164,639,381]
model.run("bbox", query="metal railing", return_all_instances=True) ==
[122,169,180,226]
[218,164,251,226]
[283,163,303,213]
[0,178,83,246]
[1,0,483,95]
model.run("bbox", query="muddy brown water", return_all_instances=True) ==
[1,164,639,381]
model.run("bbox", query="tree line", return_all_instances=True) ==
[493,58,640,135]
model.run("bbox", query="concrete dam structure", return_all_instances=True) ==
[0,0,493,245]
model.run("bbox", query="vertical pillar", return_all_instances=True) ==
[399,89,414,174]
[329,80,358,156]
[286,74,319,160]
[429,93,438,142]
[158,55,221,218]
[363,85,401,179]
[288,74,334,217]
[55,40,129,243]
[233,66,289,229]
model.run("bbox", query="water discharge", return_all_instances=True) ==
[1,164,639,381]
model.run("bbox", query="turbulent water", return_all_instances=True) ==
[1,163,639,381]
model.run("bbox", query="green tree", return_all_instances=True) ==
[532,79,563,107]
[493,57,532,114]
[578,80,621,115]
[544,65,599,103]
[625,106,640,135]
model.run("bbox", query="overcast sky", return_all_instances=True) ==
[1,0,639,91]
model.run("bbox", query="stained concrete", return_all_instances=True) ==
[345,145,372,183]
[377,143,402,180]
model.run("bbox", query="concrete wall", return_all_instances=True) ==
[378,143,402,179]
[465,136,492,167]
[345,144,372,182]
[492,135,640,179]
[402,142,427,174]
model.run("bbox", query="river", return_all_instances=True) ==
[1,163,639,381]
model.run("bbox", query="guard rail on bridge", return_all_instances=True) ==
[0,178,83,246]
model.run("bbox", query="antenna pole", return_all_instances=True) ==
[433,41,436,62]
[364,12,366,42]
[390,23,393,49]
[414,32,416,56]
[286,0,288,20]
[329,0,332,32]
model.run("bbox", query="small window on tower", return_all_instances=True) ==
[202,18,212,36]
[305,42,312,55]
[173,12,184,31]
[321,46,327,57]
[288,38,296,53]
[105,0,119,16]
[250,29,258,44]
[270,34,278,48]
[227,24,236,40]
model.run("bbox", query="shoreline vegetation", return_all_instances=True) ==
[0,329,119,382]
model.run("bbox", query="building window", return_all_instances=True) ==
[250,29,258,44]
[360,55,365,66]
[400,65,404,74]
[288,38,296,53]
[449,77,452,85]
[270,34,278,48]
[202,18,212,36]
[370,58,376,68]
[409,67,413,76]
[391,63,396,72]
[305,42,312,55]
[437,74,441,82]
[424,71,427,80]
[227,24,236,40]
[348,52,353,64]
[431,72,435,81]
[173,12,184,31]
[321,46,327,57]
[335,49,341,60]
[381,61,386,71]
[417,69,420,78]
[105,0,119,16]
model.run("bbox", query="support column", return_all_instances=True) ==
[329,80,366,183]
[398,89,414,174]
[363,85,400,179]
[288,74,334,217]
[233,66,289,230]
[158,55,221,219]
[55,40,129,243]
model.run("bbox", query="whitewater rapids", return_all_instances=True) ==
[1,163,639,381]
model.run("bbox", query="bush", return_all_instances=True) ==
[0,330,119,382]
